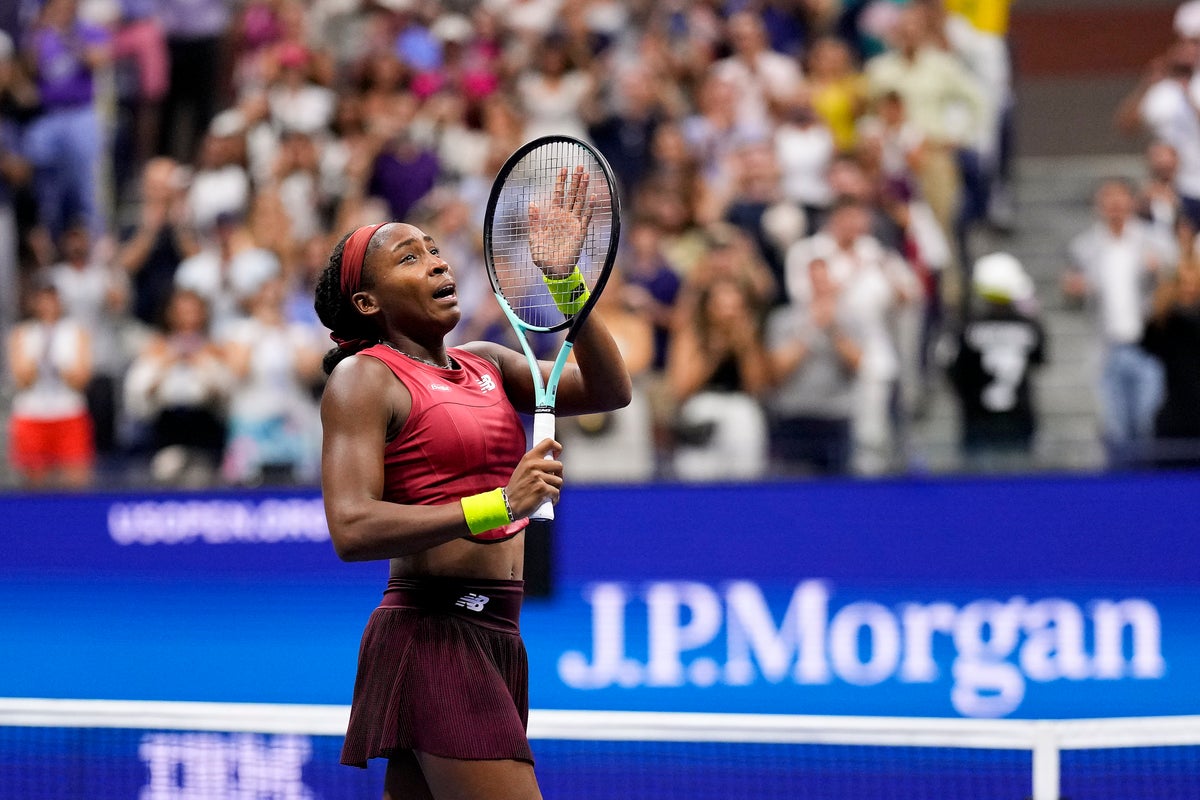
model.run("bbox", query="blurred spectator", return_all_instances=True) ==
[514,32,595,142]
[710,11,804,135]
[45,221,130,455]
[557,270,657,483]
[864,3,985,289]
[1142,260,1200,469]
[805,34,868,155]
[110,0,168,194]
[936,0,1017,232]
[485,0,567,46]
[173,211,280,338]
[679,222,777,311]
[265,43,336,137]
[21,0,112,239]
[886,184,952,397]
[220,276,323,485]
[1138,140,1191,249]
[857,90,924,203]
[774,84,835,235]
[187,112,253,233]
[267,129,326,244]
[620,216,682,371]
[858,91,953,396]
[666,272,771,481]
[823,152,903,248]
[587,61,672,200]
[116,156,198,326]
[6,278,94,488]
[418,13,500,103]
[229,0,289,94]
[156,0,230,162]
[765,257,863,476]
[283,232,334,333]
[681,71,752,196]
[1116,38,1200,232]
[246,183,298,277]
[0,30,32,363]
[632,172,710,278]
[1065,179,1176,467]
[948,252,1045,473]
[719,139,793,293]
[368,122,439,224]
[123,288,229,486]
[785,195,920,474]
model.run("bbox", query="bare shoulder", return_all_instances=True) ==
[457,340,518,371]
[321,352,406,424]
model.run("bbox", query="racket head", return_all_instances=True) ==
[483,135,621,336]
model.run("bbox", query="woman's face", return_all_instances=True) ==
[704,279,748,326]
[30,287,62,323]
[167,292,208,334]
[359,223,460,338]
[809,38,849,78]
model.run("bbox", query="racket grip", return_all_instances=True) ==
[531,410,556,521]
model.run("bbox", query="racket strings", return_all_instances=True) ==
[491,140,615,330]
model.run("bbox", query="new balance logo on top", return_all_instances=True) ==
[477,374,497,393]
[455,593,490,612]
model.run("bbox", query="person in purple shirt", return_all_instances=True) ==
[21,0,110,239]
[368,131,439,224]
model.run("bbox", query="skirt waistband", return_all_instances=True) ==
[380,576,524,634]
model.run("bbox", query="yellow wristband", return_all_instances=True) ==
[543,266,591,315]
[460,488,513,536]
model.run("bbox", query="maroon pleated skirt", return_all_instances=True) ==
[340,576,533,768]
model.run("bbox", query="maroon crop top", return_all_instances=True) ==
[359,344,529,540]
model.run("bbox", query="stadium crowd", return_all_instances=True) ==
[0,0,1197,490]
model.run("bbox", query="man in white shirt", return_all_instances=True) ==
[1065,179,1175,465]
[785,196,921,474]
[1137,41,1200,231]
[174,212,280,338]
[711,11,804,136]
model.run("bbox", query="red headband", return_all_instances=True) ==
[339,222,388,296]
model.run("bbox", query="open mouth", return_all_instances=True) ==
[433,283,457,300]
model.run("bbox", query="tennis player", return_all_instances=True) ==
[316,178,630,798]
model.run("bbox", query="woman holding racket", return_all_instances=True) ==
[316,161,629,799]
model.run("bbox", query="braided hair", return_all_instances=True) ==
[315,230,380,375]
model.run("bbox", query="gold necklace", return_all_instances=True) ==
[378,339,455,369]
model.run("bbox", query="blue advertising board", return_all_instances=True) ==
[1,472,1198,722]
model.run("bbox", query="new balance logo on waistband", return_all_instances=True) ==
[455,593,490,612]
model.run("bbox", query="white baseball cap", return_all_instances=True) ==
[973,252,1033,303]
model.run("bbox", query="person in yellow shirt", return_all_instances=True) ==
[807,35,870,155]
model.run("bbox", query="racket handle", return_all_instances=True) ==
[531,410,556,521]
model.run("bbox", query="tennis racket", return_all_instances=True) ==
[483,135,621,521]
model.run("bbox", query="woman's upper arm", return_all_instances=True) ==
[320,356,403,541]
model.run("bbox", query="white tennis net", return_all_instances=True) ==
[2,698,1199,799]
